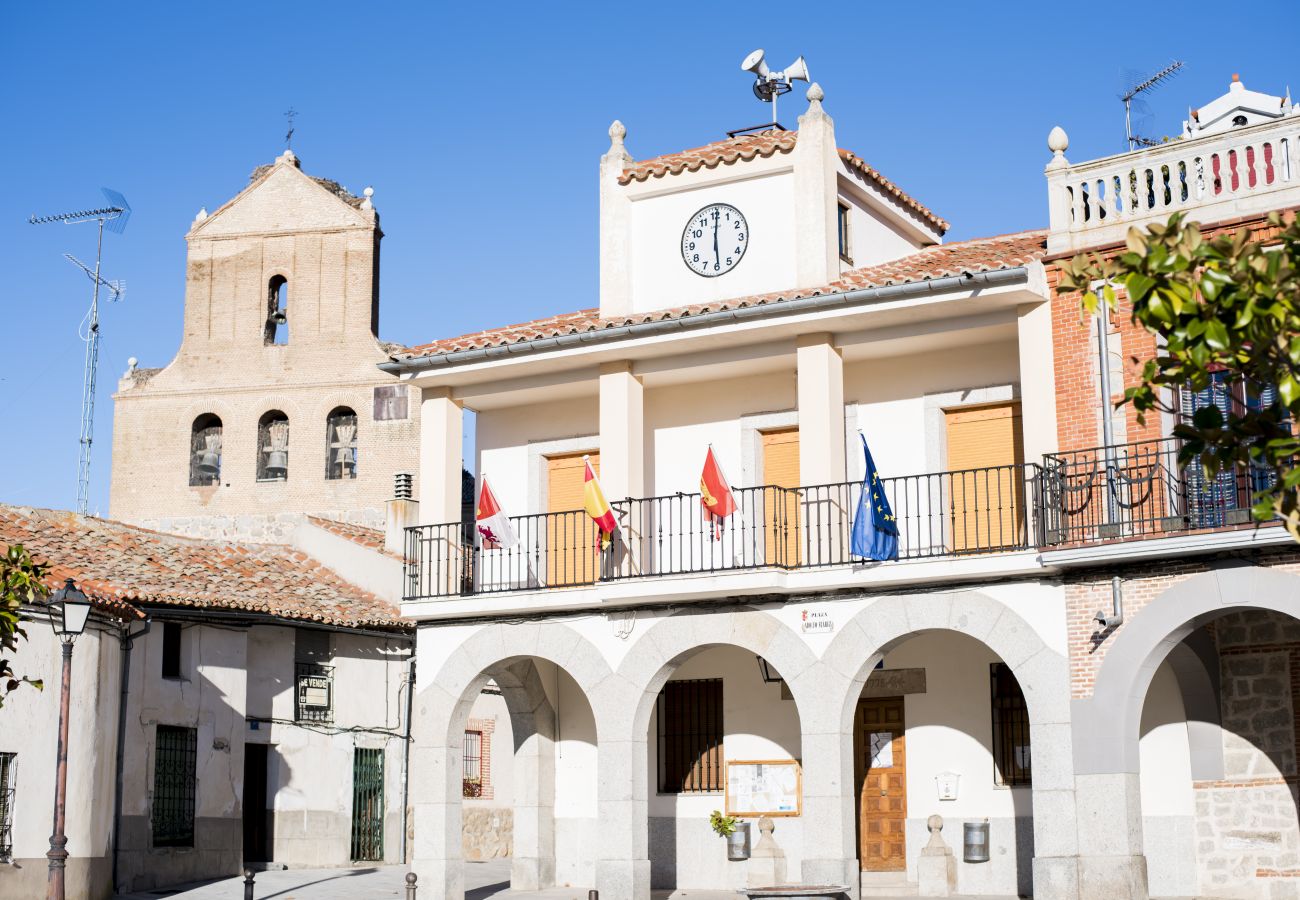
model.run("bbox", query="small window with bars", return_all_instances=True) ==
[837,201,852,263]
[463,730,483,798]
[0,753,15,863]
[295,662,334,723]
[152,726,196,847]
[657,678,724,794]
[990,663,1031,786]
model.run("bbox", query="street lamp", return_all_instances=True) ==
[45,578,92,900]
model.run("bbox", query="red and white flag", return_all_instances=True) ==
[476,476,518,550]
[700,446,738,537]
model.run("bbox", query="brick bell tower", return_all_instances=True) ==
[109,150,420,541]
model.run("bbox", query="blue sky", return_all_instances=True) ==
[2,0,1296,513]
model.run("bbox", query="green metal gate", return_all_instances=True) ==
[350,747,384,860]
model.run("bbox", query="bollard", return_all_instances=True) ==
[405,871,418,899]
[243,868,255,900]
[589,891,599,900]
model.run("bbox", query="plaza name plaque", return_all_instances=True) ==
[725,759,802,817]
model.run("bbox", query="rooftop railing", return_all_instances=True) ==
[404,463,1040,600]
[1046,116,1300,254]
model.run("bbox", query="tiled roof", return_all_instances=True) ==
[306,516,396,558]
[0,506,408,630]
[397,229,1046,361]
[615,129,947,233]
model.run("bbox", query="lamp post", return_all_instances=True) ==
[45,578,92,900]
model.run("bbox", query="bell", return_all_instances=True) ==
[333,448,355,473]
[265,450,288,476]
[197,450,220,475]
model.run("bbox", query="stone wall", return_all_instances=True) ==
[463,807,512,860]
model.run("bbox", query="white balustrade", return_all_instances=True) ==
[1046,116,1300,253]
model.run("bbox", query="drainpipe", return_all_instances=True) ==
[1095,575,1126,629]
[1094,300,1126,630]
[112,616,151,893]
[400,655,416,865]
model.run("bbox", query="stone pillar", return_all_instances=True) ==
[598,362,645,501]
[1072,772,1149,899]
[599,121,635,317]
[410,679,467,900]
[795,668,860,899]
[793,84,839,289]
[797,333,847,486]
[509,698,557,889]
[418,387,463,525]
[595,738,652,899]
[1016,298,1058,464]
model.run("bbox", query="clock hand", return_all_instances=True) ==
[713,217,720,267]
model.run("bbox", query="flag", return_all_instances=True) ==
[583,456,618,549]
[475,476,518,550]
[851,433,899,561]
[699,446,737,537]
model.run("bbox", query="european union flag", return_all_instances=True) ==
[851,433,899,561]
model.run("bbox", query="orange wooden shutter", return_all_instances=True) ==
[761,429,802,566]
[944,403,1023,551]
[546,451,600,585]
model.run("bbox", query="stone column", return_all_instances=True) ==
[1016,298,1058,464]
[595,737,652,899]
[418,387,464,524]
[796,334,846,486]
[508,696,557,889]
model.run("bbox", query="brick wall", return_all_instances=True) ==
[108,154,421,540]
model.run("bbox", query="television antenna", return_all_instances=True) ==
[28,188,131,515]
[739,49,810,129]
[1120,61,1185,150]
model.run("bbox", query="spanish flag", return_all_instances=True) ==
[700,446,737,536]
[583,456,618,548]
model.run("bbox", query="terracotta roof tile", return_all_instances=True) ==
[305,516,399,558]
[397,229,1046,361]
[0,506,408,630]
[615,130,946,233]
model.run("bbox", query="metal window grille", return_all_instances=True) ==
[463,730,483,797]
[0,753,15,863]
[656,678,724,794]
[295,662,334,723]
[350,748,384,861]
[189,417,222,487]
[990,663,1031,786]
[256,412,290,482]
[152,726,196,847]
[325,409,359,480]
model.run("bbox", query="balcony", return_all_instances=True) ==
[1046,116,1300,254]
[404,463,1041,600]
[404,438,1291,603]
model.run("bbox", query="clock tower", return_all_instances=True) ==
[598,83,947,318]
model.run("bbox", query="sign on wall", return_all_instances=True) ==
[800,608,833,634]
[725,759,802,817]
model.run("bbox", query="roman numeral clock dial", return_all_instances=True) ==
[681,203,748,277]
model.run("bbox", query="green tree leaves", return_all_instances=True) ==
[2,543,47,706]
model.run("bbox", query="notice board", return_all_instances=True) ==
[724,759,802,817]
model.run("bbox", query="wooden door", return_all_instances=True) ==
[856,697,906,872]
[546,451,600,585]
[762,428,802,566]
[944,402,1024,552]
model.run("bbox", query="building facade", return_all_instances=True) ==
[109,150,421,543]
[391,75,1300,900]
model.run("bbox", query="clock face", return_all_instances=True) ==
[681,204,748,277]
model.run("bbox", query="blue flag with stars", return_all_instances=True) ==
[851,433,899,561]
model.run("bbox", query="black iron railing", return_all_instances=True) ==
[1039,437,1275,546]
[404,462,1040,600]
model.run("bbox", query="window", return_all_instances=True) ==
[1232,114,1249,127]
[295,629,333,723]
[189,414,222,487]
[256,410,290,482]
[265,275,288,345]
[351,748,384,861]
[990,663,1031,786]
[161,622,182,679]
[0,753,15,863]
[837,201,852,263]
[463,730,483,798]
[656,678,723,793]
[326,407,359,480]
[152,726,196,846]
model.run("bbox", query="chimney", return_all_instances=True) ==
[385,472,419,556]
